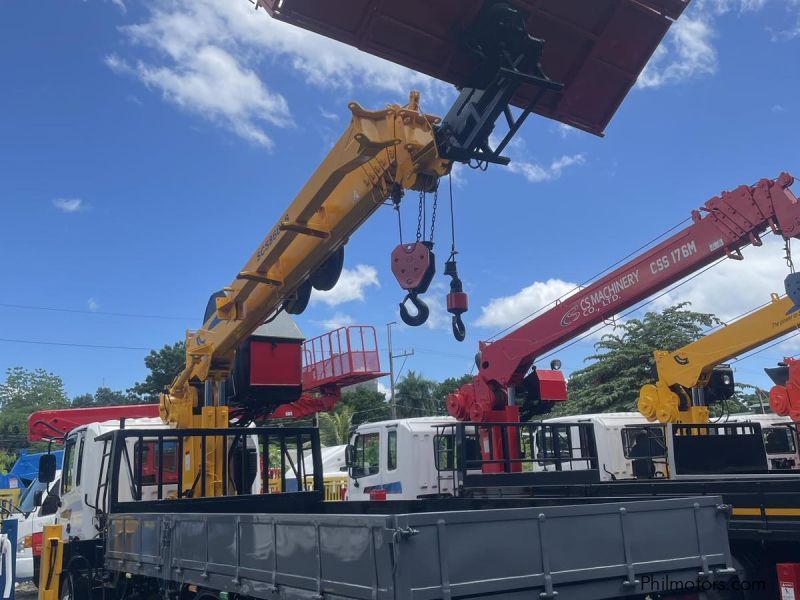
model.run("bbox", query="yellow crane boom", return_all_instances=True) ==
[160,94,450,430]
[639,290,800,423]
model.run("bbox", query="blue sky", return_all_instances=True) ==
[1,0,799,401]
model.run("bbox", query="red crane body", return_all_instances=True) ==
[769,358,800,421]
[448,173,800,426]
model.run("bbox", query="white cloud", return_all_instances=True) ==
[318,107,339,121]
[106,46,290,148]
[109,0,450,146]
[651,236,792,322]
[317,312,354,330]
[87,297,100,312]
[638,17,716,89]
[109,0,126,14]
[553,122,576,139]
[476,278,578,329]
[507,153,586,184]
[376,380,390,397]
[52,198,85,213]
[772,104,786,113]
[638,0,793,89]
[312,265,379,306]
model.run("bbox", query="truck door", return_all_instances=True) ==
[59,430,87,538]
[348,429,383,500]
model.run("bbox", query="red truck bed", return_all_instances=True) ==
[259,0,689,135]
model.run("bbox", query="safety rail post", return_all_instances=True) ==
[346,328,355,375]
[38,524,63,600]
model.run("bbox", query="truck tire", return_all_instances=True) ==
[59,574,74,600]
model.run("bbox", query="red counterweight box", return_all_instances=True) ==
[778,563,800,599]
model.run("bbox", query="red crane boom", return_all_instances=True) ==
[448,173,800,424]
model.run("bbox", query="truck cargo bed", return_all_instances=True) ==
[106,496,733,600]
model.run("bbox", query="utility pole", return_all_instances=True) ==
[387,322,414,420]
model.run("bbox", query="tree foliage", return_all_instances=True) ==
[559,304,720,415]
[72,386,137,407]
[318,405,354,446]
[339,386,389,425]
[395,371,437,418]
[128,341,186,402]
[0,367,69,451]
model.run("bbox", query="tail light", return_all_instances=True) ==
[31,532,43,557]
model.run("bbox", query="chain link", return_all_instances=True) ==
[787,239,796,274]
[429,188,438,244]
[415,191,424,243]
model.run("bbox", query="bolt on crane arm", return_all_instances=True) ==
[161,95,450,428]
[639,291,800,424]
[449,173,800,422]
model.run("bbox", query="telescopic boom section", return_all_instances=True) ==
[162,95,450,428]
[640,292,800,424]
[449,173,800,423]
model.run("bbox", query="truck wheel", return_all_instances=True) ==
[59,574,74,600]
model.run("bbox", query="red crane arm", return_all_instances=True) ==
[28,404,160,442]
[450,173,799,422]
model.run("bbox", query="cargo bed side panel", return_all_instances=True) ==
[106,497,732,600]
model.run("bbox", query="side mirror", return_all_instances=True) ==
[38,454,56,484]
[33,490,44,508]
[344,444,354,467]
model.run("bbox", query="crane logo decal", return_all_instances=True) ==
[560,306,581,327]
[674,355,689,365]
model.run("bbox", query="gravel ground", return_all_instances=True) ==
[15,581,37,599]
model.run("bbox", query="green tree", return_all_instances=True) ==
[318,405,355,446]
[726,382,769,415]
[339,386,389,425]
[395,371,438,417]
[72,386,136,407]
[0,367,69,452]
[128,341,186,402]
[560,304,720,415]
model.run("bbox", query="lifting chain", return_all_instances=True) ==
[429,187,438,244]
[415,191,425,243]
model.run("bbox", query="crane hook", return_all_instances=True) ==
[452,314,466,342]
[399,292,430,327]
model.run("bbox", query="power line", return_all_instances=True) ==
[0,302,191,321]
[0,337,150,351]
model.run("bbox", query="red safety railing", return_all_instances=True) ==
[302,326,384,391]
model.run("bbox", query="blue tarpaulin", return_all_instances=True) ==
[7,451,63,486]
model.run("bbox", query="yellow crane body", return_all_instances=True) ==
[159,94,450,497]
[639,293,800,423]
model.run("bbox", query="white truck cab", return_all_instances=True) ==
[57,417,172,540]
[347,417,456,500]
[542,413,669,481]
[724,413,799,470]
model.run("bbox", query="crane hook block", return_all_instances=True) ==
[400,292,430,327]
[391,242,435,294]
[445,258,468,341]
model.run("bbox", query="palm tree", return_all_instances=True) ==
[318,405,354,446]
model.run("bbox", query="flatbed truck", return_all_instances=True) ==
[37,423,738,600]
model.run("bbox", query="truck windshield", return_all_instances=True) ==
[351,433,379,478]
[18,477,50,513]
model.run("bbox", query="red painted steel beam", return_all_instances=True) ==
[28,404,160,442]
